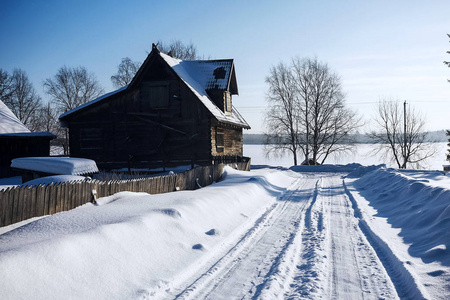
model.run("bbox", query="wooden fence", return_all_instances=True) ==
[0,161,250,227]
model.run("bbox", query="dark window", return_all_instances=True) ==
[140,82,169,109]
[216,127,224,153]
[224,92,232,114]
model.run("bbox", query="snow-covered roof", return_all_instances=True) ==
[0,100,30,134]
[59,51,250,129]
[11,157,99,175]
[179,59,236,93]
[160,52,249,128]
[59,85,128,120]
[0,132,55,138]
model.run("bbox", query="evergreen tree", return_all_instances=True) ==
[446,130,450,162]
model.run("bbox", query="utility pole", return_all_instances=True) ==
[403,100,407,168]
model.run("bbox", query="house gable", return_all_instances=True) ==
[60,46,249,130]
[57,44,250,170]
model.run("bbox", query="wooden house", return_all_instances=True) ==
[0,100,55,178]
[59,44,250,171]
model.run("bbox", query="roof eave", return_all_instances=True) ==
[58,85,128,122]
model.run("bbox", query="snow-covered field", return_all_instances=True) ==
[0,162,449,299]
[245,143,449,171]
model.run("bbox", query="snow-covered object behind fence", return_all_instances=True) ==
[22,175,90,187]
[11,157,99,175]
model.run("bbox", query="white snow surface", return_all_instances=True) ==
[0,100,30,134]
[0,165,449,299]
[22,175,91,187]
[11,157,99,175]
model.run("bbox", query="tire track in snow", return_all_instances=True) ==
[172,177,314,300]
[169,172,414,299]
[249,179,317,299]
[285,174,399,300]
[258,177,325,300]
[343,180,429,299]
[283,176,330,299]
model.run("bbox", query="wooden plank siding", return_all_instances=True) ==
[67,64,214,170]
[0,135,54,178]
[61,49,248,173]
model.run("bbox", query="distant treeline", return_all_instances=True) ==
[244,130,448,145]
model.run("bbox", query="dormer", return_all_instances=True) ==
[206,89,232,115]
[199,60,238,115]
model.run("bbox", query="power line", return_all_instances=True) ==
[236,99,449,110]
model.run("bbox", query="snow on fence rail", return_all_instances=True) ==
[0,161,250,227]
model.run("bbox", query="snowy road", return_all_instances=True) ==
[169,173,399,299]
[1,166,448,300]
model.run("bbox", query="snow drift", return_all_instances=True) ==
[0,167,296,300]
[346,165,450,298]
[1,164,449,299]
[353,166,450,266]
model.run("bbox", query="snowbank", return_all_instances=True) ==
[352,166,450,266]
[11,157,99,175]
[0,167,297,300]
[290,163,362,173]
[346,165,450,298]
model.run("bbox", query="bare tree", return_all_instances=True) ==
[44,66,103,155]
[111,57,141,88]
[4,68,42,130]
[264,57,359,166]
[30,102,59,132]
[369,99,435,169]
[157,40,199,60]
[44,66,104,113]
[293,58,359,165]
[264,62,300,165]
[27,102,67,154]
[0,68,13,103]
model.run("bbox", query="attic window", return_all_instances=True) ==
[140,82,169,109]
[213,67,226,80]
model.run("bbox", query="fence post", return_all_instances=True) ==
[29,185,37,219]
[22,186,32,221]
[1,160,250,227]
[11,187,19,224]
[36,184,45,217]
[5,188,13,226]
[0,189,5,227]
[18,187,26,222]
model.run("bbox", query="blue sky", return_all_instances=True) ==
[1,0,449,133]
